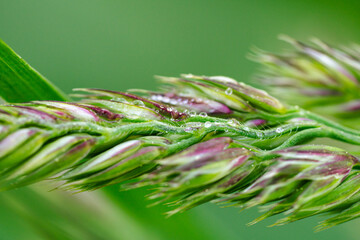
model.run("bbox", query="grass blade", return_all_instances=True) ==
[0,39,70,102]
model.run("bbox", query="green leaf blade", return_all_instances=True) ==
[0,39,70,103]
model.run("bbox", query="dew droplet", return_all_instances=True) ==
[276,127,284,133]
[182,99,189,104]
[162,97,170,103]
[225,87,233,95]
[113,97,128,103]
[133,100,145,107]
[199,112,207,117]
[170,99,178,105]
[256,132,263,138]
[204,121,212,128]
[243,126,250,131]
[151,95,161,101]
[227,119,239,127]
[194,122,202,127]
[189,111,196,117]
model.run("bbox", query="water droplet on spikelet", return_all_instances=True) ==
[256,132,263,138]
[225,87,233,95]
[189,111,196,117]
[227,119,239,127]
[276,127,284,133]
[204,122,212,128]
[133,100,145,107]
[162,97,170,103]
[170,99,178,105]
[113,97,128,103]
[199,112,207,117]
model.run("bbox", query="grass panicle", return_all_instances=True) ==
[253,36,360,125]
[1,74,360,230]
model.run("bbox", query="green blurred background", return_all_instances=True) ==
[1,0,360,239]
